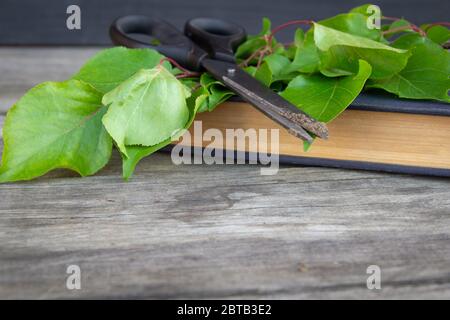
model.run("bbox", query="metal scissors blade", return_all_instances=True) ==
[201,58,329,143]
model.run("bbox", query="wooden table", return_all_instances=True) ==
[1,48,449,299]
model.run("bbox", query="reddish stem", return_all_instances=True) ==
[175,73,201,79]
[267,20,313,45]
[382,16,426,36]
[256,51,265,68]
[423,22,450,31]
[410,24,427,36]
[239,48,264,67]
[387,24,426,36]
[159,57,200,78]
[382,16,401,21]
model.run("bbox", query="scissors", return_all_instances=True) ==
[109,15,328,143]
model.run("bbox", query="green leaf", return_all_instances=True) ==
[244,66,258,76]
[387,19,412,30]
[303,138,315,152]
[280,60,372,122]
[287,29,321,73]
[314,22,410,79]
[313,22,399,52]
[0,80,112,183]
[349,4,380,16]
[288,27,353,77]
[424,25,450,45]
[283,29,304,60]
[288,14,384,76]
[254,63,272,86]
[255,54,291,86]
[198,73,234,112]
[368,34,450,102]
[72,47,170,93]
[206,85,233,111]
[349,3,384,25]
[293,28,305,47]
[319,13,383,41]
[102,66,191,156]
[121,93,207,180]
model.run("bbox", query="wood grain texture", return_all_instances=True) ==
[0,48,102,113]
[1,48,450,299]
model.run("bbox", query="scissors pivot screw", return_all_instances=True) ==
[227,68,236,76]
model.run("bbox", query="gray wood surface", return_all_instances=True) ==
[0,47,101,114]
[1,48,450,300]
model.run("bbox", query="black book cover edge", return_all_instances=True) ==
[231,90,450,116]
[349,91,450,116]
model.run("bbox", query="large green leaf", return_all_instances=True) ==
[319,13,383,41]
[102,66,191,156]
[121,92,207,180]
[314,22,410,79]
[313,22,396,51]
[280,60,372,122]
[368,34,450,102]
[0,80,112,183]
[73,47,169,93]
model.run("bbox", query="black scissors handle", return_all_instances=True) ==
[110,15,246,71]
[185,18,246,63]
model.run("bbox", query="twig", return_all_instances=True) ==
[267,20,313,46]
[381,16,426,36]
[423,22,450,31]
[240,20,313,68]
[159,57,200,78]
[239,48,265,67]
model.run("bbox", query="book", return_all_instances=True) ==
[174,92,450,177]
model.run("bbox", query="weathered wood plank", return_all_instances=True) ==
[1,114,450,299]
[1,48,450,299]
[0,48,102,113]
